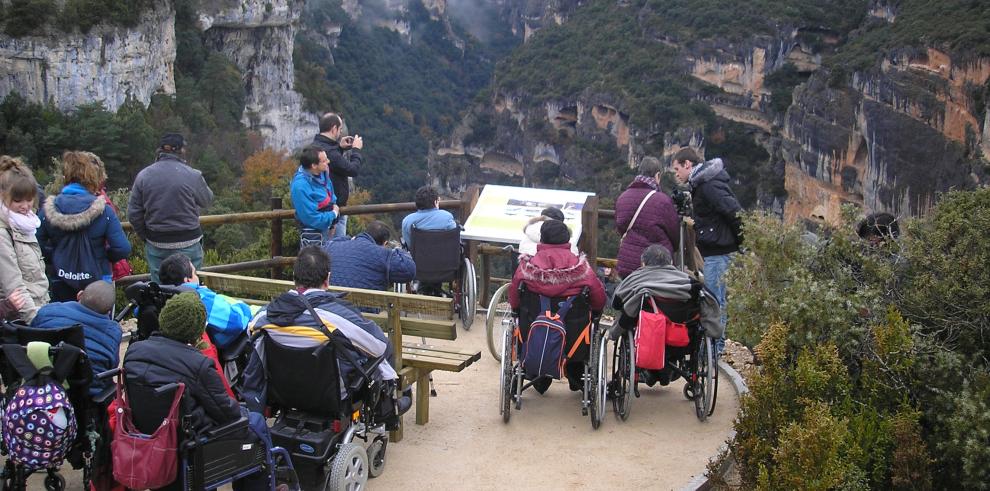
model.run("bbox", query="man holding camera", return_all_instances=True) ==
[312,112,363,238]
[671,148,742,356]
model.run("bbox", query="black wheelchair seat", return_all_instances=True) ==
[409,227,462,284]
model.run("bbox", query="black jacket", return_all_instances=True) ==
[689,158,743,256]
[312,134,362,206]
[123,334,240,434]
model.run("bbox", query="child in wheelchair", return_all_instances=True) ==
[611,245,722,386]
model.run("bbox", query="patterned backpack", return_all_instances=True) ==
[1,342,79,470]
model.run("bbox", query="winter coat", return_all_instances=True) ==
[689,158,743,256]
[518,217,579,256]
[325,233,416,291]
[127,153,213,245]
[312,134,362,207]
[0,214,48,322]
[242,289,397,411]
[37,183,131,289]
[615,178,680,277]
[290,167,337,232]
[124,334,240,435]
[31,301,123,397]
[508,243,607,312]
[181,283,252,350]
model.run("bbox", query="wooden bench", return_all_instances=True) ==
[197,271,481,442]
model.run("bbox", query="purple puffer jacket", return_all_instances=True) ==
[614,178,679,277]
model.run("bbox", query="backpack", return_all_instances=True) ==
[52,229,102,291]
[0,342,79,471]
[522,295,578,380]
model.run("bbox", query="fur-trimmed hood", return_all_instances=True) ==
[688,158,725,188]
[517,243,593,286]
[43,185,105,232]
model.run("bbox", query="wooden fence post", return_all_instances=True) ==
[580,195,599,268]
[270,197,283,279]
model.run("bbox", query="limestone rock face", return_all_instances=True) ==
[0,0,176,112]
[201,0,317,151]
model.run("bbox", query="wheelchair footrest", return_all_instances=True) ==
[270,411,344,465]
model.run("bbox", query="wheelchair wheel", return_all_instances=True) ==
[368,435,388,478]
[43,472,64,491]
[325,443,368,491]
[589,329,607,430]
[486,283,513,362]
[611,329,635,421]
[499,323,515,423]
[694,336,717,421]
[459,258,478,329]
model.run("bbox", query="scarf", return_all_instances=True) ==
[633,174,659,190]
[1,203,40,235]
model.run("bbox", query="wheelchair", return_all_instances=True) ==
[118,281,253,392]
[0,323,112,491]
[498,285,607,429]
[607,294,719,422]
[106,367,295,490]
[253,324,394,490]
[408,226,478,328]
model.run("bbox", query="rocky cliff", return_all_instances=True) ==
[0,0,176,112]
[0,0,316,151]
[431,0,989,222]
[199,0,317,150]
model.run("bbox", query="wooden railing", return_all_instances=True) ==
[117,185,619,303]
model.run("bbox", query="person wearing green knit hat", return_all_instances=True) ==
[124,291,280,490]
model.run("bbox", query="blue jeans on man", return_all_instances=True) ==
[702,253,733,356]
[146,241,204,283]
[332,214,348,238]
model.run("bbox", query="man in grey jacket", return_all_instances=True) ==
[127,133,213,283]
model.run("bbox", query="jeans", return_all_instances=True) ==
[146,241,203,283]
[703,253,734,356]
[333,214,348,238]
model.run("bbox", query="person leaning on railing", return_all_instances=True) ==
[290,145,340,248]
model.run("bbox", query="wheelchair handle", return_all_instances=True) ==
[96,367,121,380]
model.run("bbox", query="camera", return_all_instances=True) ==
[341,135,354,146]
[671,188,693,216]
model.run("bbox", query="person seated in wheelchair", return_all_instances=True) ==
[158,252,255,351]
[611,244,721,386]
[123,292,273,491]
[508,220,607,392]
[241,247,410,426]
[31,280,121,398]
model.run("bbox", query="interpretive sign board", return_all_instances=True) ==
[461,184,595,245]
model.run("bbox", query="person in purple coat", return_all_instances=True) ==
[614,156,679,278]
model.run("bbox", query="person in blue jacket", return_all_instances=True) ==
[31,280,121,397]
[325,220,416,291]
[37,151,131,301]
[158,252,253,350]
[290,145,340,248]
[401,185,457,249]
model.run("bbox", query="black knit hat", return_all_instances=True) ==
[540,219,571,245]
[158,292,206,344]
[159,133,185,150]
[540,207,565,221]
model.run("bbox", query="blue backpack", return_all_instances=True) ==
[522,295,578,380]
[52,230,103,291]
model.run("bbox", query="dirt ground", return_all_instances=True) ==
[26,315,738,490]
[372,318,739,491]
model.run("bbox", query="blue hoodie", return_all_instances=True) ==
[37,183,131,283]
[290,167,337,232]
[32,301,123,397]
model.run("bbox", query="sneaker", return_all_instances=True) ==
[568,377,583,392]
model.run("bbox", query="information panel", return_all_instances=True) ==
[461,184,595,245]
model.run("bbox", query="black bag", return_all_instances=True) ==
[52,230,102,290]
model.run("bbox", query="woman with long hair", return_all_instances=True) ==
[0,155,49,321]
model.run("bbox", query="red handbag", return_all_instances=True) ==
[635,297,668,370]
[111,372,185,490]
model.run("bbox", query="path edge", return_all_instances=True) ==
[680,360,750,491]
